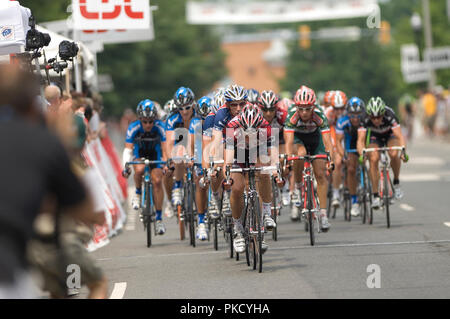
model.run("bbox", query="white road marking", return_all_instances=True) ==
[399,204,415,211]
[110,282,127,299]
[97,240,450,262]
[401,174,440,182]
[408,157,445,166]
[444,223,450,228]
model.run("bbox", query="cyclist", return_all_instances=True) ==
[257,90,290,205]
[165,87,197,210]
[357,97,408,209]
[192,96,213,241]
[122,99,168,235]
[325,90,348,208]
[336,97,365,217]
[202,91,226,219]
[223,103,279,254]
[247,88,260,104]
[209,84,248,221]
[284,85,334,230]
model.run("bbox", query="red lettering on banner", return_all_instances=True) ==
[124,0,144,19]
[78,0,144,21]
[101,0,122,20]
[80,0,100,19]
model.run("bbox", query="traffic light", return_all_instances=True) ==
[299,25,311,49]
[379,21,391,45]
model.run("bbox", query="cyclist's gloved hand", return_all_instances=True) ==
[401,152,409,163]
[359,155,364,164]
[122,167,131,178]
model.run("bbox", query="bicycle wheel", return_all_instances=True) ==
[213,219,218,251]
[383,168,391,228]
[144,182,152,248]
[271,178,278,241]
[326,183,332,218]
[243,198,251,267]
[187,182,196,247]
[254,195,263,273]
[345,190,351,222]
[307,178,315,246]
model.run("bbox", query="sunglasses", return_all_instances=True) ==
[262,108,276,112]
[141,119,154,124]
[348,113,362,119]
[297,105,314,112]
[229,101,246,108]
[370,115,383,120]
[179,105,192,111]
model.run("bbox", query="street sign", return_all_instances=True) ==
[187,0,379,25]
[424,47,450,70]
[72,0,150,30]
[401,44,430,83]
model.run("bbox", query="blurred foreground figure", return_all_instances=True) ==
[0,65,94,298]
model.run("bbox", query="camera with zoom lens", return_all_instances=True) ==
[59,41,79,61]
[25,15,51,51]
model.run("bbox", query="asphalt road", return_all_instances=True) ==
[76,136,450,299]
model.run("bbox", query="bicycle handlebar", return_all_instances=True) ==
[362,146,405,154]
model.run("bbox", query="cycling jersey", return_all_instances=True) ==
[284,107,329,155]
[336,115,359,151]
[225,116,274,167]
[213,104,234,138]
[358,107,400,146]
[268,103,288,145]
[125,119,166,168]
[166,111,198,145]
[202,111,216,138]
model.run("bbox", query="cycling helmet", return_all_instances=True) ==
[196,96,212,118]
[174,86,195,107]
[366,97,386,117]
[138,99,157,119]
[324,90,335,106]
[212,92,225,113]
[331,90,347,109]
[294,85,316,106]
[346,97,365,113]
[164,99,177,113]
[238,103,264,130]
[258,90,279,110]
[247,88,260,104]
[224,84,247,102]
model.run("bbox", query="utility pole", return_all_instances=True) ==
[422,0,436,89]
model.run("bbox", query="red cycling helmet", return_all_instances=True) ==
[238,103,264,130]
[324,90,335,106]
[258,90,279,110]
[294,85,316,106]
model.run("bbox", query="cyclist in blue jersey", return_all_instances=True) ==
[189,96,213,240]
[165,87,198,209]
[201,91,226,219]
[122,99,168,235]
[336,97,365,217]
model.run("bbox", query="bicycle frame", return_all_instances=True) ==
[287,154,329,246]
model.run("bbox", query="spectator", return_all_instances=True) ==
[421,89,437,136]
[28,90,109,299]
[0,64,96,298]
[435,87,448,137]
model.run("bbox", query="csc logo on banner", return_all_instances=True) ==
[72,0,150,30]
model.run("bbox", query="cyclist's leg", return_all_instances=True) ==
[387,136,401,181]
[151,168,164,214]
[132,163,145,209]
[347,154,360,215]
[367,142,381,194]
[387,136,403,199]
[256,158,274,229]
[194,167,207,221]
[230,172,246,253]
[332,151,343,203]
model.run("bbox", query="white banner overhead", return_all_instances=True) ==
[187,0,379,25]
[41,19,155,46]
[72,0,151,30]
